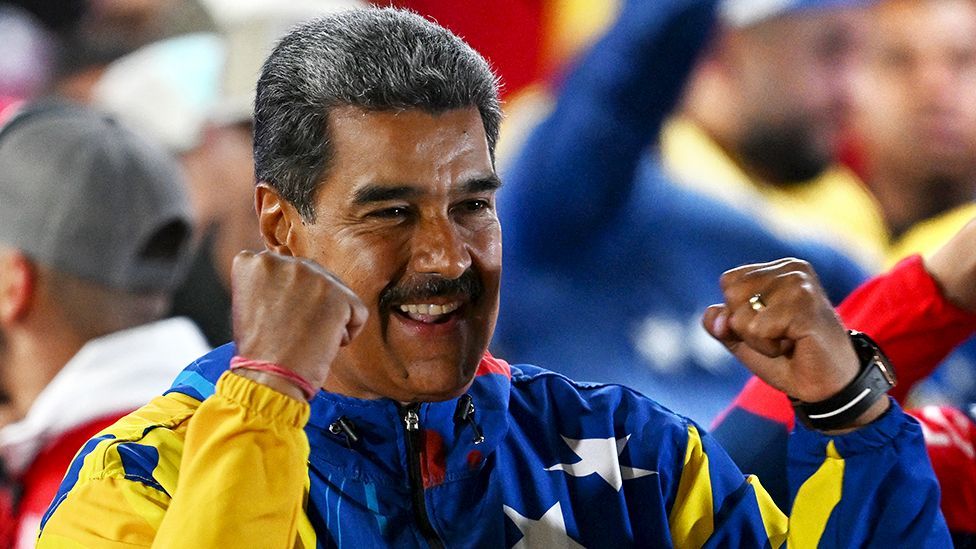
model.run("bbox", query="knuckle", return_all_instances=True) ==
[724,283,754,304]
[728,311,751,335]
[784,257,811,272]
[748,313,779,339]
[780,269,809,285]
[747,316,768,338]
[776,270,813,296]
[719,268,743,289]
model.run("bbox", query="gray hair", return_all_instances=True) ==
[253,7,502,219]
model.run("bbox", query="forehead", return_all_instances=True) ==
[746,9,864,52]
[322,106,493,194]
[871,0,976,50]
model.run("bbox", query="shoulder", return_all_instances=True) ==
[508,363,694,449]
[39,392,201,531]
[504,363,706,501]
[164,342,236,401]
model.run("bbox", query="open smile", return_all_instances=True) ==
[395,300,465,325]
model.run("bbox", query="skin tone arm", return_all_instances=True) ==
[924,218,976,314]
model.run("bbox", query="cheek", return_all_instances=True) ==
[961,88,976,126]
[471,222,502,272]
[319,230,402,300]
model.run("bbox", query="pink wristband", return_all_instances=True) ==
[229,356,318,401]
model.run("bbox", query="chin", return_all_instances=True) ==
[402,356,479,402]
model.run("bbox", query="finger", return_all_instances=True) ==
[720,257,798,295]
[732,271,819,357]
[298,261,369,346]
[702,304,732,342]
[726,304,787,358]
[231,250,257,282]
[704,304,798,390]
[702,304,748,357]
[721,258,814,306]
[755,269,834,338]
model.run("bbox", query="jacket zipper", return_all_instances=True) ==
[402,404,444,549]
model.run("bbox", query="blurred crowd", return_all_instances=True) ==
[1,0,975,546]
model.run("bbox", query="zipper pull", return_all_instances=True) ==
[328,416,360,446]
[404,407,420,432]
[453,394,485,445]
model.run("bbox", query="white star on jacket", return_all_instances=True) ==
[503,502,584,549]
[545,435,656,491]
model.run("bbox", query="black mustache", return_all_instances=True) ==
[379,270,482,311]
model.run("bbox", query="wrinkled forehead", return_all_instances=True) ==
[328,106,492,177]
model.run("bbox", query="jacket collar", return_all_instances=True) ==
[168,345,513,486]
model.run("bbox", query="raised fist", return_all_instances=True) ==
[701,258,874,413]
[231,251,368,396]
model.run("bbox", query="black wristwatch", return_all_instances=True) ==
[791,330,897,431]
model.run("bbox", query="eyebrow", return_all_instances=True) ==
[352,175,502,205]
[464,175,503,194]
[353,185,418,205]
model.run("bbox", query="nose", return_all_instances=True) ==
[826,49,860,119]
[410,215,471,280]
[917,60,957,112]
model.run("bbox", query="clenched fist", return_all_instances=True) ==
[702,258,889,429]
[231,251,368,399]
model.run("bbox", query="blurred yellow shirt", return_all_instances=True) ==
[888,202,976,268]
[661,117,889,271]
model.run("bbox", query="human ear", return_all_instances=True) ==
[255,183,305,256]
[0,249,34,325]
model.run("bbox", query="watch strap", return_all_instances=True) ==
[792,331,897,431]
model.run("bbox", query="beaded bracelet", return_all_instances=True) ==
[229,356,318,401]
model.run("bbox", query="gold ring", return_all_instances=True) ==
[749,294,766,312]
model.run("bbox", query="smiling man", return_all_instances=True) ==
[249,106,502,403]
[34,5,949,548]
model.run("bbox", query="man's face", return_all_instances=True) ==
[732,10,865,183]
[290,107,501,403]
[853,0,976,178]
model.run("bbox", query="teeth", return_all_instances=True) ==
[398,302,461,316]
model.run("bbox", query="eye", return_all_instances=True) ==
[459,199,490,213]
[368,206,411,219]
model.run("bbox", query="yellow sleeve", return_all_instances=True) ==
[668,425,789,548]
[37,372,314,548]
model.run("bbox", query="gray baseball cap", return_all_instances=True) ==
[0,102,194,292]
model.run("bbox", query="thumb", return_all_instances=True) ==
[340,298,369,346]
[702,304,770,370]
[702,304,740,350]
[702,304,790,393]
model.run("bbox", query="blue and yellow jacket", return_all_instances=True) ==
[36,344,948,547]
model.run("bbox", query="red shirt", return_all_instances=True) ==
[3,414,124,548]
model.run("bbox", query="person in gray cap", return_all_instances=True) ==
[0,102,209,548]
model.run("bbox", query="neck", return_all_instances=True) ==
[1,326,85,426]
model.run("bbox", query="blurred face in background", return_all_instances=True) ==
[729,10,866,183]
[853,0,976,183]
